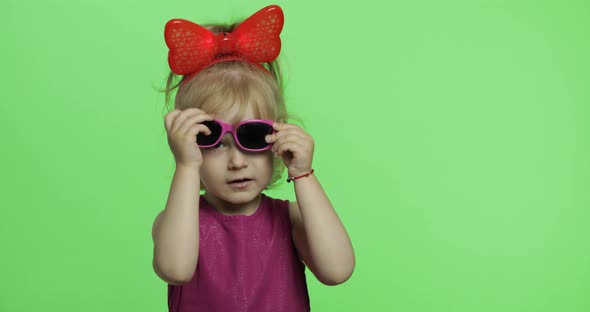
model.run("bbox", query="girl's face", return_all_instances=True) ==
[200,107,274,215]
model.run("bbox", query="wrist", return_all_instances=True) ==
[287,169,314,183]
[176,163,201,174]
[287,167,313,177]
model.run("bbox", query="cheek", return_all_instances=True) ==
[198,167,211,187]
[261,152,274,168]
[250,152,273,172]
[263,154,276,178]
[201,151,225,167]
[199,157,224,182]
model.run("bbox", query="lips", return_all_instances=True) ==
[227,177,253,190]
[228,178,253,184]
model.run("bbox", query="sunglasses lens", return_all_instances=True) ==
[196,120,222,147]
[237,122,273,150]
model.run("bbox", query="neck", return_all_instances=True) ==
[203,193,262,216]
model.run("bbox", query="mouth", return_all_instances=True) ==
[228,178,253,189]
[228,178,253,184]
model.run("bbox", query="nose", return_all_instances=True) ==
[228,145,248,169]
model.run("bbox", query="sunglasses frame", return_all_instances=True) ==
[197,119,275,152]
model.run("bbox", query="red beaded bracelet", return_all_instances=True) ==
[287,169,315,183]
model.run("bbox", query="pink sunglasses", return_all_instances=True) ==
[196,119,275,152]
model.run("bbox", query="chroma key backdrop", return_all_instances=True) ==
[1,0,589,311]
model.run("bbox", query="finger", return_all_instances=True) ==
[277,136,314,156]
[271,135,313,151]
[188,123,212,137]
[271,135,297,152]
[278,129,308,141]
[268,130,309,145]
[271,122,292,132]
[275,141,303,157]
[273,122,304,132]
[273,137,305,155]
[171,108,205,132]
[272,122,288,131]
[179,112,215,135]
[265,134,275,144]
[275,125,311,141]
[171,108,208,132]
[164,110,182,132]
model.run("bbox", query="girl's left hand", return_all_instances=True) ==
[265,122,314,177]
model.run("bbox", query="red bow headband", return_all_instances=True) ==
[164,5,284,83]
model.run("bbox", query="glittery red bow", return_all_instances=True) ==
[164,5,284,80]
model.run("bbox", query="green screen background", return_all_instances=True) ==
[1,0,589,311]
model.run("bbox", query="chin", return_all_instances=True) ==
[205,180,270,205]
[219,188,261,204]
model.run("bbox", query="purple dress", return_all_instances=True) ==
[168,194,311,312]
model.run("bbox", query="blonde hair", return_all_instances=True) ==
[160,24,289,189]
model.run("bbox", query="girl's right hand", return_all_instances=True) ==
[164,108,215,170]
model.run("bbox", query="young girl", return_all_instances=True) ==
[152,5,355,311]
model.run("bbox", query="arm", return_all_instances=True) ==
[289,175,355,285]
[152,165,201,285]
[265,122,354,286]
